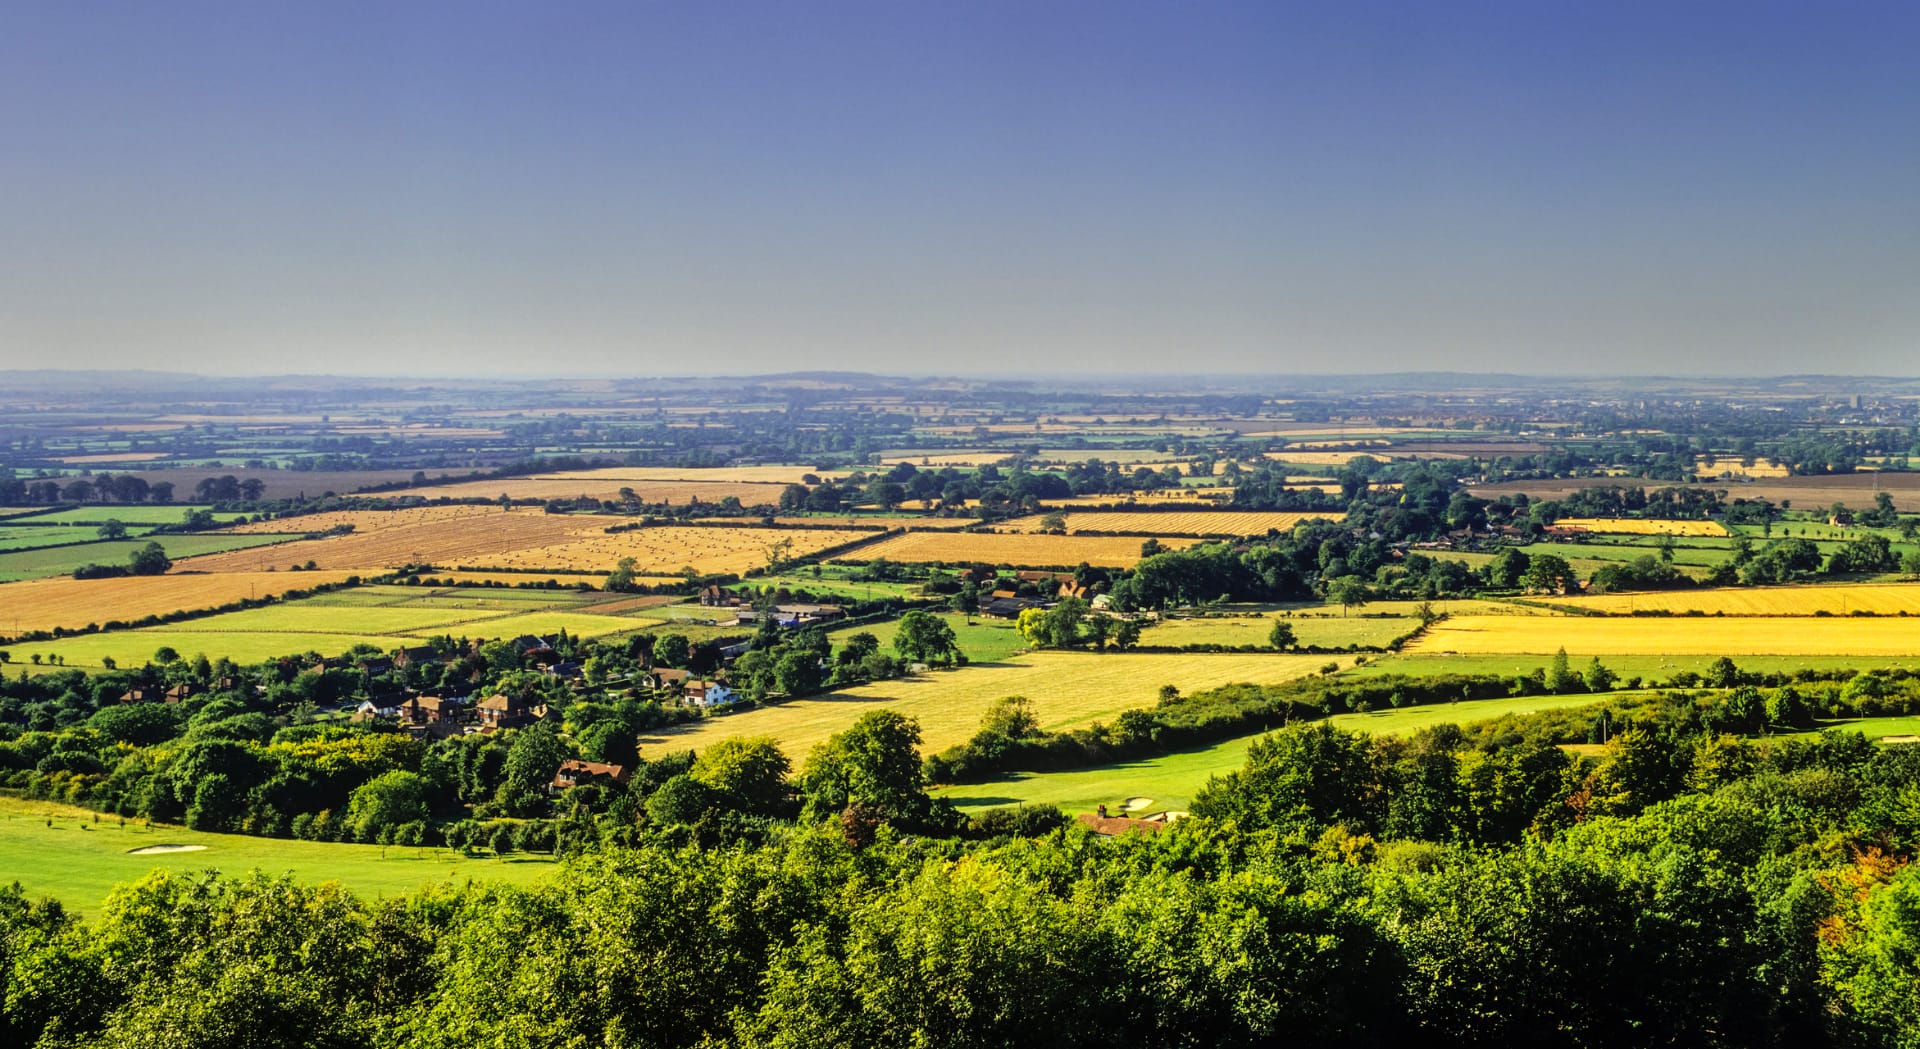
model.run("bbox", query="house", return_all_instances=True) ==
[353,694,404,720]
[163,683,200,704]
[399,695,456,726]
[646,667,691,691]
[355,656,395,676]
[550,759,633,792]
[477,693,536,730]
[685,680,737,707]
[547,660,585,683]
[118,686,160,704]
[511,635,556,663]
[699,585,738,607]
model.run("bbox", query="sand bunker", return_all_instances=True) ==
[126,844,208,855]
[1122,797,1154,812]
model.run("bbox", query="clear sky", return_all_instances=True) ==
[2,2,1917,377]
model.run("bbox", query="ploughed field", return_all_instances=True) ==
[640,650,1334,759]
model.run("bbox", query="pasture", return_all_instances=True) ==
[842,530,1197,568]
[825,613,1033,664]
[1145,613,1419,649]
[938,692,1618,814]
[1407,614,1920,657]
[0,796,554,915]
[10,505,251,526]
[0,533,299,582]
[639,650,1334,759]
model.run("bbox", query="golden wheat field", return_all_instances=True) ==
[1406,614,1920,656]
[191,510,879,576]
[1554,517,1730,537]
[0,571,359,636]
[997,511,1335,536]
[640,651,1335,758]
[841,530,1198,568]
[690,515,972,530]
[1559,583,1920,616]
[1043,488,1237,507]
[1696,457,1790,478]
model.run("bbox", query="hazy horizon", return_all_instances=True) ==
[4,2,1918,378]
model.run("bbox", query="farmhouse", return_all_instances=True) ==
[685,679,736,707]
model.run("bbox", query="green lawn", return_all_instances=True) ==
[937,692,1620,815]
[0,796,555,915]
[0,533,299,582]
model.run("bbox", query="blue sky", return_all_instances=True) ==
[2,2,1917,376]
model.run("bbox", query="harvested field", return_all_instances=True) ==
[1559,583,1920,616]
[640,651,1333,758]
[997,511,1334,536]
[690,515,972,530]
[1697,457,1789,478]
[1555,517,1731,537]
[386,476,794,504]
[842,531,1197,568]
[0,571,358,637]
[1406,614,1920,657]
[194,508,877,576]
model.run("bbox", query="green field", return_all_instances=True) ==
[0,796,554,914]
[0,524,160,551]
[745,572,926,601]
[937,692,1620,815]
[1145,612,1418,649]
[0,533,300,582]
[8,630,435,669]
[827,612,1033,663]
[9,505,252,526]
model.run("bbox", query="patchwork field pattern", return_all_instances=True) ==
[841,530,1198,568]
[641,651,1334,758]
[1407,614,1920,656]
[1555,517,1731,536]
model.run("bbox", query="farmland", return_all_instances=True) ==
[1554,517,1731,536]
[10,504,253,525]
[1558,582,1920,616]
[0,796,553,916]
[1406,614,1920,657]
[0,532,299,582]
[1144,612,1420,649]
[996,510,1335,535]
[0,571,360,637]
[825,612,1033,664]
[1,585,669,668]
[842,530,1198,568]
[642,651,1334,759]
[193,507,881,576]
[382,473,799,504]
